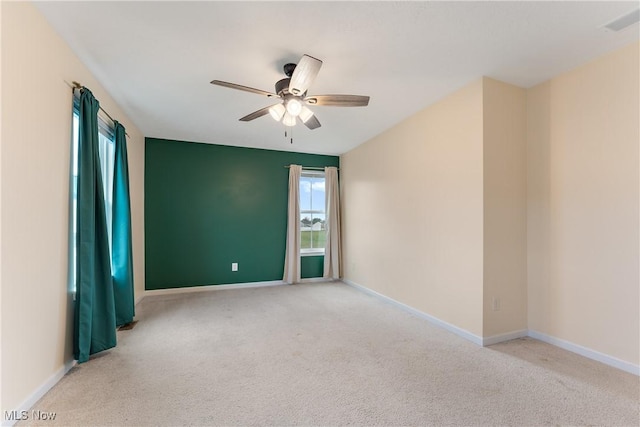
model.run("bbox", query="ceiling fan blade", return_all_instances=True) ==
[211,80,278,98]
[239,105,277,122]
[304,94,370,107]
[289,54,323,96]
[301,115,321,130]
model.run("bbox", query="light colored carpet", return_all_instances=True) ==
[21,282,639,426]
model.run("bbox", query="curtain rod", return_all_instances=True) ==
[284,166,339,171]
[65,80,130,138]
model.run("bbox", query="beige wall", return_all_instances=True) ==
[341,79,485,336]
[1,2,145,413]
[342,42,638,368]
[341,77,529,339]
[527,42,639,365]
[482,78,527,337]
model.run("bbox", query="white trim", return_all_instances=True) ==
[342,279,484,346]
[300,249,325,257]
[298,277,330,284]
[301,169,325,177]
[482,329,528,346]
[528,330,639,376]
[134,295,145,306]
[143,280,286,297]
[2,360,76,426]
[342,279,639,375]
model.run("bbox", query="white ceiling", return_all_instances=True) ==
[35,1,639,155]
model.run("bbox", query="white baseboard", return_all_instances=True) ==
[2,359,76,426]
[298,277,332,284]
[341,279,639,376]
[342,279,484,346]
[143,280,287,297]
[143,278,330,297]
[528,330,639,376]
[483,329,528,346]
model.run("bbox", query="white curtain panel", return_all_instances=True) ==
[323,166,342,279]
[283,164,302,284]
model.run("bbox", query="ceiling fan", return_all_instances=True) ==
[211,54,370,130]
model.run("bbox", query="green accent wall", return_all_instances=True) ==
[301,255,324,279]
[145,138,339,290]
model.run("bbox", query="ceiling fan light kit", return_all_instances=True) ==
[282,113,297,127]
[299,106,314,123]
[211,54,370,132]
[285,98,303,116]
[268,103,286,121]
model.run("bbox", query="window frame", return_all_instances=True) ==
[299,169,326,257]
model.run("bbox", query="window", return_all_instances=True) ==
[300,170,326,255]
[70,101,116,291]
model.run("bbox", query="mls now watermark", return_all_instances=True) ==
[4,410,57,422]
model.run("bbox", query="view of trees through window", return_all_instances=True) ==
[300,172,326,253]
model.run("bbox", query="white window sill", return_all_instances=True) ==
[301,250,325,257]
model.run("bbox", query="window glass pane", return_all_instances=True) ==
[98,131,115,258]
[311,177,325,210]
[71,111,79,292]
[300,171,326,253]
[71,106,116,292]
[300,222,312,249]
[299,176,312,211]
[310,213,326,249]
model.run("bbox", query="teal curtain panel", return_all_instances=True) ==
[74,88,117,363]
[112,121,135,326]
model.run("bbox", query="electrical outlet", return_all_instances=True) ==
[492,297,501,311]
[232,262,238,272]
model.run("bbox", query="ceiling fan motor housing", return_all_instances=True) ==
[275,78,291,96]
[283,63,297,77]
